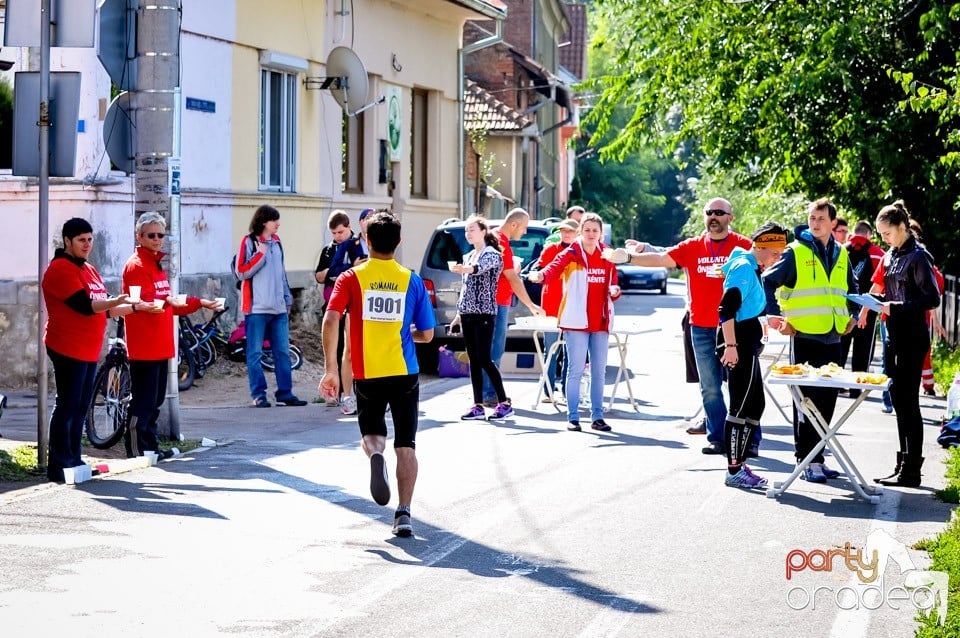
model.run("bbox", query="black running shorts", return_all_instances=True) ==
[354,373,419,448]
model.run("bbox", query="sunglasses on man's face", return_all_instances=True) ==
[143,232,165,239]
[704,209,730,217]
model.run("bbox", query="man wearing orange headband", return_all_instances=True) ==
[717,222,788,488]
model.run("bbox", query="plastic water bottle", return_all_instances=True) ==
[948,373,960,418]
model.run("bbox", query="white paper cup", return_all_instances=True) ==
[153,298,165,310]
[201,437,217,447]
[447,261,457,271]
[173,293,187,305]
[143,451,158,466]
[63,467,76,484]
[214,297,226,309]
[128,285,141,302]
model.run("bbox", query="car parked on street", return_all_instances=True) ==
[416,217,554,372]
[616,264,669,294]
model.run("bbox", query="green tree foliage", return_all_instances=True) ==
[584,0,960,269]
[0,77,12,169]
[573,8,691,246]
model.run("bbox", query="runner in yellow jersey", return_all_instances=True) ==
[320,212,435,537]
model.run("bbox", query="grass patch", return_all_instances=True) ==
[916,446,960,636]
[0,445,42,481]
[160,438,202,454]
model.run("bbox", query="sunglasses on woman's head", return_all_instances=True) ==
[144,232,165,239]
[704,209,730,217]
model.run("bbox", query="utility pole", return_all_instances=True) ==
[134,0,181,438]
[36,0,51,466]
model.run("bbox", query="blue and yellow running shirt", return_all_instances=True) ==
[328,258,435,380]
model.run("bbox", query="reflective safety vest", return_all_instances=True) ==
[778,242,851,335]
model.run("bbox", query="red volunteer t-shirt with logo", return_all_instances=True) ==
[42,254,110,362]
[494,231,515,307]
[667,232,752,328]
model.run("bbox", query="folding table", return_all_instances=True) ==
[508,317,651,412]
[764,373,890,504]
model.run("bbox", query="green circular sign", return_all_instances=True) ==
[388,93,401,155]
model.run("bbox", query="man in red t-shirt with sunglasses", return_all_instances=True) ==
[612,199,754,455]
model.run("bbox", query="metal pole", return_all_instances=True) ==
[165,86,181,440]
[36,0,52,469]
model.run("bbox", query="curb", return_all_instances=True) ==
[1,442,220,505]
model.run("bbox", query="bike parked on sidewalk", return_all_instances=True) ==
[225,319,303,372]
[85,319,133,449]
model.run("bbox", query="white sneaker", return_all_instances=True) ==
[341,395,358,416]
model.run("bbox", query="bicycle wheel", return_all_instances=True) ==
[261,349,275,372]
[178,340,196,391]
[197,339,216,369]
[85,360,131,449]
[289,344,303,370]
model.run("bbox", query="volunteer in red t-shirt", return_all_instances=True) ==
[531,213,621,432]
[122,212,220,459]
[536,218,579,396]
[613,198,753,453]
[41,218,139,482]
[479,208,545,404]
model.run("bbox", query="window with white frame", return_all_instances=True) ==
[410,88,428,198]
[259,68,298,192]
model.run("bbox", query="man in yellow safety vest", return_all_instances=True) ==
[762,198,858,483]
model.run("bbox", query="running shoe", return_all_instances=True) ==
[461,405,486,420]
[489,402,514,420]
[591,419,612,432]
[369,452,391,506]
[685,418,707,435]
[567,421,581,431]
[820,463,841,479]
[799,462,827,483]
[725,467,768,489]
[392,512,413,537]
[340,395,358,416]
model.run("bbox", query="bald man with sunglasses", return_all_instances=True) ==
[612,199,755,455]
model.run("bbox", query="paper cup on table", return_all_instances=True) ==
[153,298,165,310]
[447,261,457,271]
[128,285,141,302]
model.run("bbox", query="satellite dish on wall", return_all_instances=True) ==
[326,46,369,115]
[305,46,385,116]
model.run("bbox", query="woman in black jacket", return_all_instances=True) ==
[874,200,941,487]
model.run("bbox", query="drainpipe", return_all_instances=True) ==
[459,19,503,218]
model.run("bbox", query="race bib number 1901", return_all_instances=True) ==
[362,290,404,322]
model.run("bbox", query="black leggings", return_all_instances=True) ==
[887,319,929,455]
[725,348,765,468]
[462,314,507,405]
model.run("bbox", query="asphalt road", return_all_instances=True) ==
[0,279,953,637]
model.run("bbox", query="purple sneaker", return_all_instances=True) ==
[461,405,486,421]
[725,467,768,489]
[489,401,514,420]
